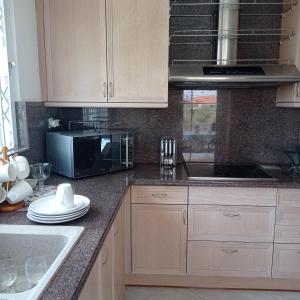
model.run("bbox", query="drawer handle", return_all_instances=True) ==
[222,249,239,254]
[223,213,240,218]
[151,193,169,197]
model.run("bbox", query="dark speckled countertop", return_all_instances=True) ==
[1,163,300,300]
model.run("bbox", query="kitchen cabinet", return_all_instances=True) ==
[79,228,113,300]
[277,3,300,107]
[273,244,300,278]
[131,185,188,205]
[131,204,187,275]
[112,201,125,300]
[188,205,275,243]
[189,187,277,206]
[43,0,107,104]
[39,0,169,107]
[79,192,127,300]
[188,241,273,278]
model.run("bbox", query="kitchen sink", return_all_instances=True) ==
[0,224,84,300]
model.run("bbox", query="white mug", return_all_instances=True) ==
[0,164,17,182]
[11,156,30,180]
[56,183,74,209]
[0,187,6,204]
[7,180,33,204]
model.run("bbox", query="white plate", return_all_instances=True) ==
[28,206,90,220]
[29,202,90,218]
[29,194,90,216]
[27,208,89,224]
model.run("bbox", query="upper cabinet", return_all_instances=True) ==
[43,0,107,104]
[277,3,300,108]
[37,0,169,108]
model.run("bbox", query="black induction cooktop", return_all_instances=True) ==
[185,163,277,181]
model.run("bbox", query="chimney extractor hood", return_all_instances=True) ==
[169,64,300,88]
[169,0,300,88]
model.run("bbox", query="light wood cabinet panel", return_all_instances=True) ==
[277,3,300,107]
[99,229,113,300]
[273,244,300,278]
[78,250,102,300]
[188,241,273,278]
[276,207,300,225]
[132,204,187,275]
[277,189,300,207]
[188,205,275,242]
[275,225,300,243]
[106,0,169,104]
[113,201,125,300]
[79,229,113,300]
[43,0,107,103]
[131,186,188,205]
[125,189,131,274]
[189,187,277,206]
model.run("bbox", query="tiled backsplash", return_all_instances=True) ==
[21,87,300,166]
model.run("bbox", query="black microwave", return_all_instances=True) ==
[46,130,133,178]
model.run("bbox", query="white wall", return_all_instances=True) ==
[5,0,41,102]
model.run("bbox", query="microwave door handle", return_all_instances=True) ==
[125,136,129,168]
[120,135,128,167]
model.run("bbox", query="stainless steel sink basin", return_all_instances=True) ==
[0,225,84,300]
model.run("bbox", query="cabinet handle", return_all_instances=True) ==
[101,245,109,265]
[114,221,119,236]
[151,193,168,197]
[183,210,186,225]
[109,82,113,97]
[222,249,238,254]
[223,213,240,218]
[103,82,107,97]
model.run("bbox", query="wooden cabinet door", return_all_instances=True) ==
[79,229,113,300]
[273,244,300,278]
[99,229,113,300]
[132,204,187,275]
[44,0,107,103]
[113,201,125,300]
[106,0,169,105]
[188,205,275,242]
[188,241,273,278]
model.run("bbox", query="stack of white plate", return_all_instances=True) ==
[27,194,90,224]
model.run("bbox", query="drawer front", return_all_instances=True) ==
[131,185,188,204]
[189,187,277,206]
[275,225,300,243]
[188,205,275,242]
[273,244,300,278]
[277,189,300,207]
[187,241,273,277]
[276,207,300,225]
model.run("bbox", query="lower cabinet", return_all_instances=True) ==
[273,244,300,278]
[112,201,125,300]
[79,199,126,300]
[131,204,187,275]
[79,228,113,300]
[187,241,273,278]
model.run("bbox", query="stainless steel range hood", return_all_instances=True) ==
[169,64,300,88]
[169,0,300,88]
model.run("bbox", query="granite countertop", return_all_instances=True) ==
[1,163,300,300]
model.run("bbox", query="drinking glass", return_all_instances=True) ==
[0,254,17,292]
[30,163,52,190]
[25,256,48,285]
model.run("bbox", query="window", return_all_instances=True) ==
[0,0,16,149]
[183,90,217,162]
